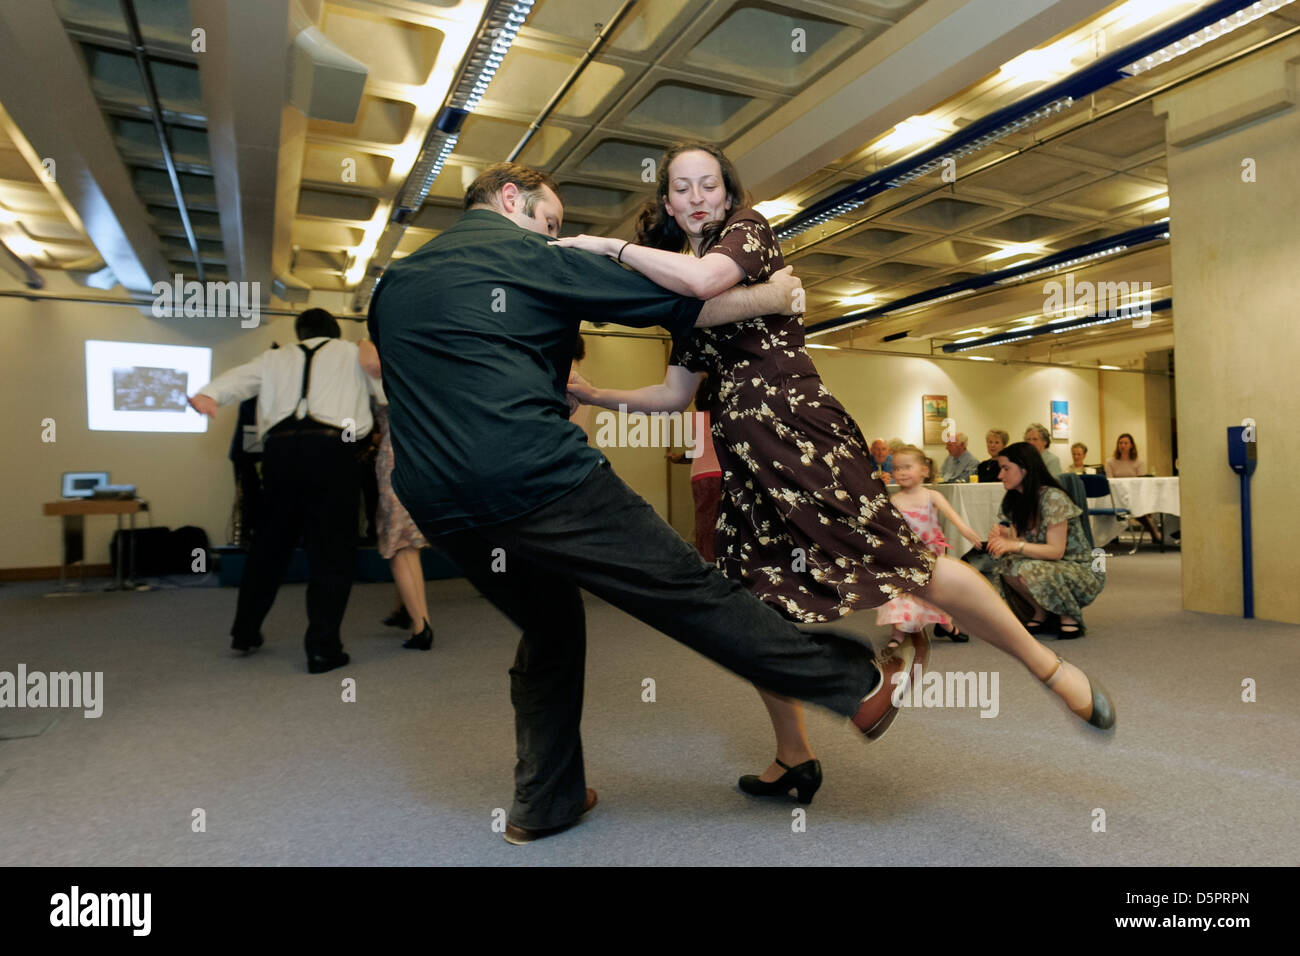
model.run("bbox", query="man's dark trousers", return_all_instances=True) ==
[232,425,360,659]
[427,460,879,830]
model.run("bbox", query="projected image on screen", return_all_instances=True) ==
[112,366,190,411]
[86,340,212,433]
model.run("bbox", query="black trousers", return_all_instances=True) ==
[231,430,359,658]
[232,453,263,545]
[428,460,878,829]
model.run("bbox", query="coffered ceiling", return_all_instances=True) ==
[1,0,1297,372]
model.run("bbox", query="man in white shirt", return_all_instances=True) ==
[190,308,379,674]
[939,433,980,483]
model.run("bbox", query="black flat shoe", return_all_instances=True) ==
[307,651,350,674]
[738,758,823,805]
[934,623,968,643]
[1057,620,1086,639]
[403,619,433,650]
[231,633,264,654]
[383,606,412,629]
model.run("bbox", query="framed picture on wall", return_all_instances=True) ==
[922,394,949,444]
[1051,400,1070,440]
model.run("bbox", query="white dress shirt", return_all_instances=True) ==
[199,337,378,438]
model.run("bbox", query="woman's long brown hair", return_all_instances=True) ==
[634,142,751,254]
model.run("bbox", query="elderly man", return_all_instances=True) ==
[868,437,894,482]
[939,433,980,482]
[1024,423,1064,476]
[368,162,916,845]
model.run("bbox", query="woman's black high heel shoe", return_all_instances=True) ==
[1057,618,1086,639]
[403,619,433,650]
[384,606,412,629]
[1024,612,1059,635]
[738,758,822,804]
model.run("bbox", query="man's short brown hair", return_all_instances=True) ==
[464,162,561,214]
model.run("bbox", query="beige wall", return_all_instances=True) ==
[574,334,1169,513]
[0,297,335,569]
[812,348,1160,474]
[1155,38,1300,624]
[1,297,1171,572]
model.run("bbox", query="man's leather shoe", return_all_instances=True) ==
[851,630,931,741]
[307,651,350,674]
[504,788,598,846]
[231,633,264,654]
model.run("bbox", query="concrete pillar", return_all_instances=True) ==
[1153,37,1300,624]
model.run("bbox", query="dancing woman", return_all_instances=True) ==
[359,339,434,650]
[558,143,1114,803]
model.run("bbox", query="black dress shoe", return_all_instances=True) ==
[739,758,823,804]
[231,633,264,654]
[403,619,433,650]
[1057,620,1086,639]
[307,651,350,674]
[382,606,412,629]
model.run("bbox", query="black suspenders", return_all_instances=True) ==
[295,340,330,421]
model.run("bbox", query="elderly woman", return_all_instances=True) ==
[986,442,1104,638]
[977,429,1009,482]
[1024,423,1064,477]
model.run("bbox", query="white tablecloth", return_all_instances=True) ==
[1087,477,1180,545]
[884,482,1004,558]
[892,477,1180,557]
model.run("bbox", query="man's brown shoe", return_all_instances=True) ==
[850,629,931,741]
[503,788,598,846]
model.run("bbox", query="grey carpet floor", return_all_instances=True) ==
[1,551,1297,867]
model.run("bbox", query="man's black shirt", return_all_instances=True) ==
[368,208,704,534]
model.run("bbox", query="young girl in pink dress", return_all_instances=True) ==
[878,446,985,647]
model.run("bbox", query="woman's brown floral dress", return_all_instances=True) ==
[669,208,935,623]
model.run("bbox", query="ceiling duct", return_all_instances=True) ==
[0,237,44,289]
[272,272,312,304]
[288,24,368,123]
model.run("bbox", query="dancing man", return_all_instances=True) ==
[368,162,924,845]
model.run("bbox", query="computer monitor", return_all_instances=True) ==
[62,472,109,498]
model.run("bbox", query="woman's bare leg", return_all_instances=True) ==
[916,556,1096,715]
[389,547,429,634]
[755,688,815,782]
